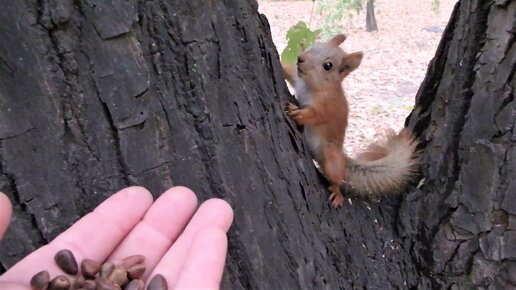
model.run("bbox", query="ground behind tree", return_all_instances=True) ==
[258,0,457,154]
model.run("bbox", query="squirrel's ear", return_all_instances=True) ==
[329,34,347,46]
[339,51,363,74]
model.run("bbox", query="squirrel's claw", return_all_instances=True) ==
[286,103,305,125]
[286,102,299,113]
[329,191,344,208]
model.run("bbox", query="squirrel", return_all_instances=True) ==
[283,34,419,208]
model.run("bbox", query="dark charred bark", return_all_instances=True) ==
[365,0,378,32]
[0,0,514,289]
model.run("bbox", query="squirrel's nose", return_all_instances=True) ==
[297,56,305,64]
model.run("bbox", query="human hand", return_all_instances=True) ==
[0,192,12,241]
[0,186,233,289]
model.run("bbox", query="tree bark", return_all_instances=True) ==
[402,0,516,288]
[365,0,378,32]
[0,0,514,289]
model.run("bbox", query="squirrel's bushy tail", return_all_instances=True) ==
[345,128,419,198]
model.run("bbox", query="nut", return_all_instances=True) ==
[48,275,71,290]
[127,264,146,280]
[147,274,168,290]
[54,249,79,275]
[100,261,115,277]
[124,279,145,290]
[81,258,101,278]
[30,270,50,290]
[95,276,120,290]
[83,279,97,290]
[29,250,152,290]
[108,264,128,286]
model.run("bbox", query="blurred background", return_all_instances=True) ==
[258,0,457,154]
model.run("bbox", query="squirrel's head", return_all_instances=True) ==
[296,34,363,91]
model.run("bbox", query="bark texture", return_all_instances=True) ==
[403,0,516,288]
[0,0,514,289]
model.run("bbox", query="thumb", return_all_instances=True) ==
[0,192,12,239]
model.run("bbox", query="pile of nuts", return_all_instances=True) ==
[30,249,167,290]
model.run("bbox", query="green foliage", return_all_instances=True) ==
[316,0,362,39]
[432,0,441,14]
[280,21,321,65]
[280,0,441,60]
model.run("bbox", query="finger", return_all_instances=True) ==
[108,186,198,280]
[148,199,233,288]
[0,192,12,239]
[0,281,26,290]
[0,186,153,282]
[174,227,228,290]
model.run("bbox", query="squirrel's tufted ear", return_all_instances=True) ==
[339,51,363,75]
[329,34,347,46]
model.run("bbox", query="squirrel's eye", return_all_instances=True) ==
[323,62,333,71]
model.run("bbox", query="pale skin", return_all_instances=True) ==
[0,186,233,289]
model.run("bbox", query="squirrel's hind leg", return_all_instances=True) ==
[320,145,347,208]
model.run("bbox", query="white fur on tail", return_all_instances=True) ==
[345,128,419,198]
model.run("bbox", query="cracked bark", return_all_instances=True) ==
[0,0,514,289]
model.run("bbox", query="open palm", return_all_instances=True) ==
[0,186,233,289]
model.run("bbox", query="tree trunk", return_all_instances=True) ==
[402,0,516,288]
[365,0,378,32]
[0,0,514,289]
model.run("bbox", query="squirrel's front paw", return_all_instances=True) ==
[286,102,306,125]
[285,102,299,113]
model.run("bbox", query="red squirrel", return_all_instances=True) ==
[283,34,419,208]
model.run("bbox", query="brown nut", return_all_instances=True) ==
[100,261,115,277]
[71,274,85,289]
[107,264,128,286]
[82,279,97,290]
[54,249,79,274]
[30,270,50,290]
[48,275,71,290]
[124,279,145,290]
[147,274,168,290]
[95,276,120,290]
[127,264,146,280]
[81,258,101,278]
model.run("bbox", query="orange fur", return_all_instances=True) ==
[283,34,419,207]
